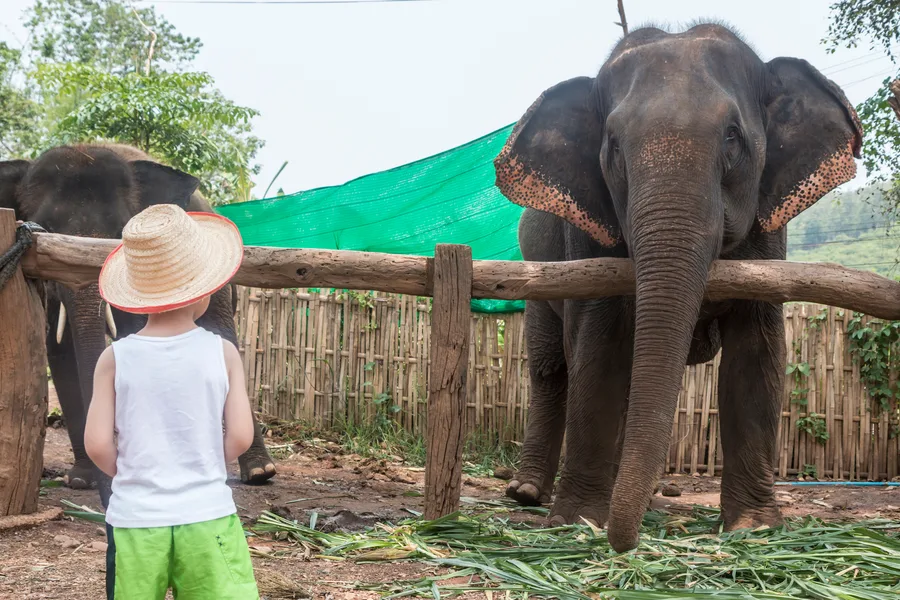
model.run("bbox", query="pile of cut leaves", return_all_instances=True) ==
[253,503,900,599]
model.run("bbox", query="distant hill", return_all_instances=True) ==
[787,183,898,279]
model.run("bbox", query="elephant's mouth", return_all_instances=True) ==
[56,300,118,344]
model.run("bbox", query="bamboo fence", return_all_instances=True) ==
[235,288,900,480]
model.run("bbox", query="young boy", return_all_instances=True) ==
[84,203,260,599]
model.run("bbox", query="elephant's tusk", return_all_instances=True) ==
[104,303,117,339]
[56,303,67,345]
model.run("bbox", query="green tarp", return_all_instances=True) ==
[216,124,526,313]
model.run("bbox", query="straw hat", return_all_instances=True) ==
[99,204,244,314]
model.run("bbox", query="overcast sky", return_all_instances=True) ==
[1,0,894,196]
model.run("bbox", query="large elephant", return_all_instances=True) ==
[495,23,861,552]
[0,143,276,503]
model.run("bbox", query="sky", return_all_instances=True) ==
[0,0,895,197]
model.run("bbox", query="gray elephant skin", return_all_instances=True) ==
[494,23,862,552]
[0,144,276,506]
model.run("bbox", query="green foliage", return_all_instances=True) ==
[0,43,41,157]
[33,63,262,204]
[826,0,900,59]
[461,432,520,477]
[24,0,201,75]
[797,413,830,445]
[800,464,819,479]
[847,314,900,438]
[787,309,831,446]
[786,359,811,407]
[788,186,898,276]
[824,2,900,225]
[255,507,900,598]
[1,0,263,204]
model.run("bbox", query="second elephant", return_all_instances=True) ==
[0,143,277,504]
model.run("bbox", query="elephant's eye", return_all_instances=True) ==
[725,126,740,144]
[723,125,743,172]
[604,137,625,180]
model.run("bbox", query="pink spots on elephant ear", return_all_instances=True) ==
[493,89,620,248]
[759,139,857,232]
[494,154,620,248]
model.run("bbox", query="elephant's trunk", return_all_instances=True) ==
[67,285,110,433]
[607,176,722,553]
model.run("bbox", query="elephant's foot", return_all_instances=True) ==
[64,459,98,490]
[548,495,610,528]
[238,451,277,485]
[722,503,783,532]
[506,472,552,506]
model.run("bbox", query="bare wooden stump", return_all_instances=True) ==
[424,244,472,520]
[0,209,48,516]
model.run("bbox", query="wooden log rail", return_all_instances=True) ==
[22,231,900,320]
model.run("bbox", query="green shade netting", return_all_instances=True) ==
[216,124,526,313]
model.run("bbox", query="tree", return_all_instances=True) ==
[24,0,201,75]
[0,43,40,158]
[9,0,264,204]
[825,1,900,220]
[35,64,262,205]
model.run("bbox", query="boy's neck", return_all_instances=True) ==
[138,309,199,338]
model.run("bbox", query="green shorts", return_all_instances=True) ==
[110,513,259,599]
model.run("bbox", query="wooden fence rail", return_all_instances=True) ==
[236,287,900,481]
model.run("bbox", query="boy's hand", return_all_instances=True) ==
[85,346,118,478]
[222,341,254,463]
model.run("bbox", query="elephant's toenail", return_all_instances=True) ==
[518,483,539,498]
[264,464,276,474]
[549,515,567,527]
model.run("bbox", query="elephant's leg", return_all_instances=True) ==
[718,300,784,530]
[507,300,567,505]
[46,302,96,489]
[549,301,631,527]
[238,420,276,484]
[199,286,276,484]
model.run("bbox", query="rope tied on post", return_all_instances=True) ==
[0,222,46,291]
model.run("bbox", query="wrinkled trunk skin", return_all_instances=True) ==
[606,182,721,553]
[68,284,114,506]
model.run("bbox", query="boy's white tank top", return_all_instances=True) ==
[105,327,237,528]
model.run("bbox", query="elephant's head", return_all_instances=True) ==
[494,24,861,552]
[0,145,200,407]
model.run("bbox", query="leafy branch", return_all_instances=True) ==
[847,313,900,438]
[32,63,262,204]
[787,308,830,445]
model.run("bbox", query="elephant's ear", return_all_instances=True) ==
[494,77,621,247]
[758,58,863,231]
[131,160,200,210]
[0,160,30,212]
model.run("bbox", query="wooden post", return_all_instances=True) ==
[0,209,48,516]
[424,244,472,519]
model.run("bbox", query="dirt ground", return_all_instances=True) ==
[2,392,900,599]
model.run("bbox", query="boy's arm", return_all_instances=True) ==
[85,347,117,478]
[222,341,254,463]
